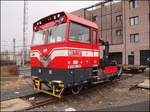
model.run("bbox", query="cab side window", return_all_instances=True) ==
[93,30,97,44]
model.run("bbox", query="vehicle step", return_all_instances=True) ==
[92,70,99,72]
[92,80,104,84]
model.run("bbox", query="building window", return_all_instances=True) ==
[116,15,122,22]
[129,16,139,26]
[129,0,138,9]
[92,15,97,22]
[131,51,134,55]
[130,33,139,43]
[116,30,123,37]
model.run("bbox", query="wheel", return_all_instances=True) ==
[71,85,83,95]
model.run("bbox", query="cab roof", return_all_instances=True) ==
[33,11,98,29]
[64,12,98,29]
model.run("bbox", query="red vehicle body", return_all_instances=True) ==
[31,12,121,98]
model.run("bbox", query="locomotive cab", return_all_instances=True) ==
[31,12,121,98]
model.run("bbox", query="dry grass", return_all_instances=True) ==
[0,65,19,77]
[0,77,32,89]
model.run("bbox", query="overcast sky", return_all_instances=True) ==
[1,1,100,52]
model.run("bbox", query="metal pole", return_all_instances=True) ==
[123,0,127,65]
[22,0,25,66]
[13,38,16,62]
[148,1,150,49]
[110,1,112,44]
[101,4,103,39]
[106,5,107,41]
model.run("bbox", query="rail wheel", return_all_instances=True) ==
[71,85,83,95]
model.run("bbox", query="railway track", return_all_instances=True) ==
[19,92,60,110]
[1,74,132,111]
[24,97,59,110]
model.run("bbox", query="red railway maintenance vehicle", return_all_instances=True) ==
[31,11,122,98]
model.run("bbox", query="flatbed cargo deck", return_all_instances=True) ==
[122,65,146,73]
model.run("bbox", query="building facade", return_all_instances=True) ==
[72,0,150,66]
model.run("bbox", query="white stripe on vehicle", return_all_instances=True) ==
[31,47,99,61]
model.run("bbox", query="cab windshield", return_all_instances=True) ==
[32,23,67,46]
